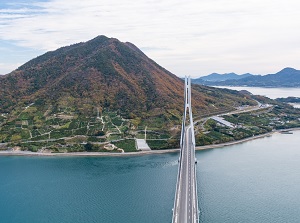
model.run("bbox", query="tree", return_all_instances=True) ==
[84,142,93,151]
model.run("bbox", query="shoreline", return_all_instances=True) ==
[1,128,299,157]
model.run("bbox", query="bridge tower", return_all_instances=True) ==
[180,76,195,148]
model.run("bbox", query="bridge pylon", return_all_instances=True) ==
[180,76,195,148]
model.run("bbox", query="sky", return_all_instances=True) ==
[0,0,300,77]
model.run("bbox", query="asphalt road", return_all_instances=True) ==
[173,126,198,223]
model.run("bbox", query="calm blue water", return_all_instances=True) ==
[198,131,300,223]
[0,154,178,223]
[1,131,300,223]
[215,86,300,99]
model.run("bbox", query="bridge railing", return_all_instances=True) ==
[172,130,185,223]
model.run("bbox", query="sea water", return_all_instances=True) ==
[0,131,300,223]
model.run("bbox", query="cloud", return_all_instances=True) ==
[0,62,22,74]
[1,0,300,76]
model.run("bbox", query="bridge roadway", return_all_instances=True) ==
[172,125,198,223]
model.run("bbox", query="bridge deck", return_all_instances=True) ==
[172,126,198,223]
[172,76,199,223]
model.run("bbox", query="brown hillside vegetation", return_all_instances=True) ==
[0,35,254,121]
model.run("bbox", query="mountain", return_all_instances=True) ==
[196,68,300,87]
[1,36,185,116]
[0,35,271,151]
[193,72,253,82]
[0,35,255,118]
[0,34,259,151]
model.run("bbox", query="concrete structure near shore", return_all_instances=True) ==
[136,139,151,151]
[211,116,235,128]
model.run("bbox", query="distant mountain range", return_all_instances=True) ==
[193,68,300,87]
[196,72,253,82]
